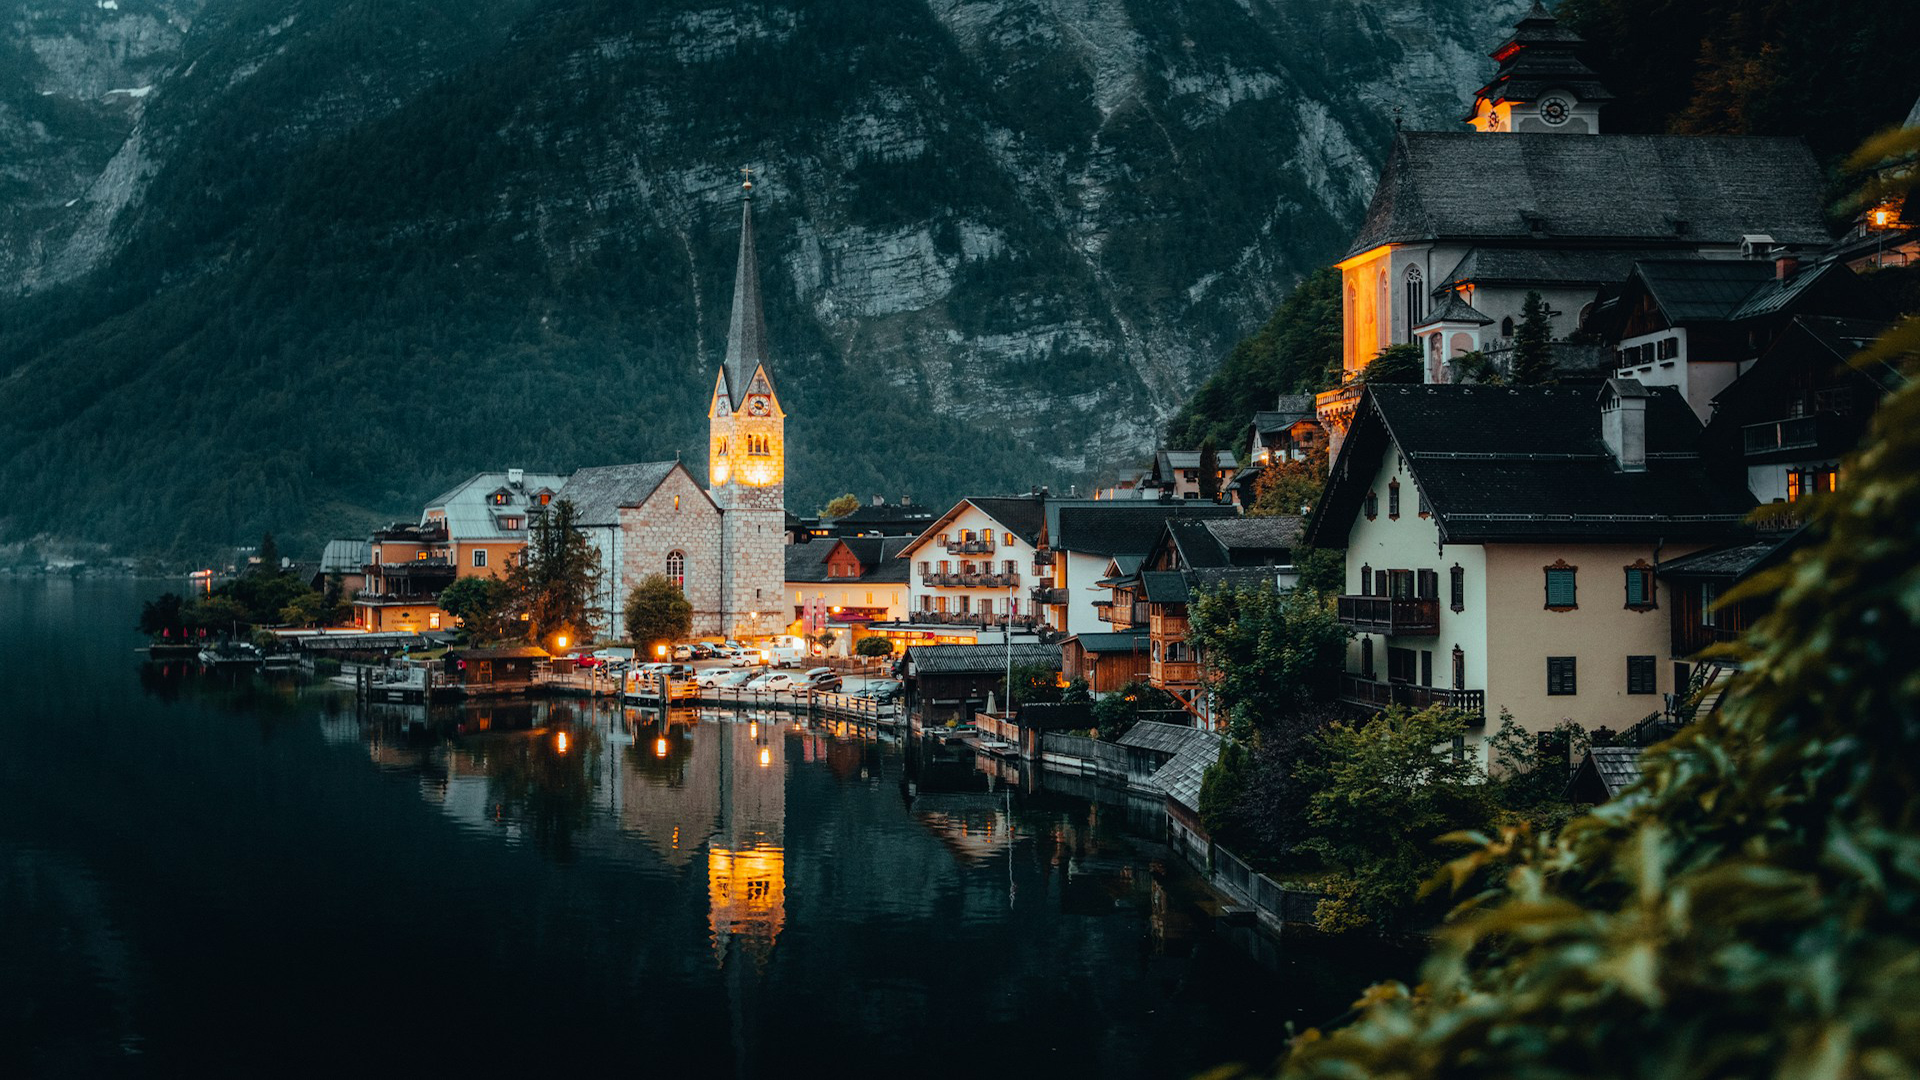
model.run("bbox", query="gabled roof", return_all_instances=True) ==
[559,462,684,527]
[1417,290,1494,327]
[906,642,1061,675]
[1250,395,1319,435]
[1439,246,1689,291]
[1566,746,1645,802]
[785,536,914,584]
[898,495,1050,558]
[1050,503,1238,557]
[1154,449,1241,476]
[1628,259,1780,324]
[1140,728,1223,812]
[1064,631,1149,655]
[1305,385,1755,547]
[1346,133,1831,258]
[1726,259,1854,321]
[1657,537,1792,579]
[1163,516,1301,569]
[1138,571,1191,604]
[318,538,370,575]
[1119,720,1205,755]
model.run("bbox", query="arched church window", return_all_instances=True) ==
[1501,316,1515,338]
[1404,266,1425,340]
[666,551,685,589]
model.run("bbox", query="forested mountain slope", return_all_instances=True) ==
[0,0,1528,560]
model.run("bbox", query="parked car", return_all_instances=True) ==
[744,672,782,692]
[695,668,729,688]
[800,667,842,693]
[718,669,757,689]
[759,672,798,693]
[593,647,636,667]
[728,648,754,667]
[690,643,716,660]
[670,644,693,661]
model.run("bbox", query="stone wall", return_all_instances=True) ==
[615,470,725,636]
[721,507,787,638]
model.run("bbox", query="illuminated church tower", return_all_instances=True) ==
[709,172,787,638]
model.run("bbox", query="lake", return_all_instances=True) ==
[0,577,1396,1078]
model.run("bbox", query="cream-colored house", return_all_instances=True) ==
[1303,381,1755,755]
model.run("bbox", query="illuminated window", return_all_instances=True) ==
[1787,466,1838,502]
[539,493,552,505]
[666,550,685,588]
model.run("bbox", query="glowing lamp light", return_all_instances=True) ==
[556,635,569,650]
[1873,207,1892,228]
[656,644,668,658]
[655,737,668,758]
[750,722,758,738]
[759,747,771,767]
[556,731,570,754]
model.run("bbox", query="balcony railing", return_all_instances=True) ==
[1150,613,1189,637]
[1151,659,1201,687]
[1743,415,1821,455]
[1339,675,1485,718]
[944,540,995,554]
[365,558,457,580]
[1031,587,1069,606]
[906,612,1043,629]
[927,572,1020,588]
[1336,595,1440,636]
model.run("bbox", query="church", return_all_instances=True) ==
[561,176,788,640]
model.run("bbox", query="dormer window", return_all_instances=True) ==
[500,517,522,531]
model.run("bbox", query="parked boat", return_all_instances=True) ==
[198,642,263,666]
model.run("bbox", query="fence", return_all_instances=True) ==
[1039,733,1129,780]
[1204,844,1325,930]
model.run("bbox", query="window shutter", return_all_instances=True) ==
[1450,565,1465,612]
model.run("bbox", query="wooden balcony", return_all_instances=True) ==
[1339,675,1484,718]
[1150,613,1189,637]
[366,558,456,581]
[1152,659,1201,687]
[1336,595,1440,636]
[1742,412,1851,462]
[1031,586,1068,605]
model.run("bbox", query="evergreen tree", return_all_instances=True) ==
[1509,291,1556,385]
[507,499,601,648]
[256,531,280,574]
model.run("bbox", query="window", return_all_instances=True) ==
[1417,490,1431,517]
[1450,565,1465,612]
[1387,646,1416,684]
[918,561,929,577]
[1700,581,1720,627]
[1501,316,1515,338]
[1166,641,1192,663]
[1627,655,1656,695]
[1452,646,1465,690]
[666,551,685,588]
[1547,656,1577,695]
[957,596,970,615]
[1420,649,1433,687]
[1624,561,1656,610]
[492,492,509,506]
[1787,466,1838,502]
[1416,568,1438,600]
[1360,638,1375,679]
[1360,564,1372,595]
[1388,480,1401,519]
[501,517,522,531]
[1388,569,1414,599]
[1404,266,1429,329]
[1544,560,1578,610]
[539,492,552,505]
[472,549,487,568]
[1003,560,1015,576]
[1003,532,1014,547]
[1365,491,1379,520]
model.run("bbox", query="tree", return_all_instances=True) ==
[1001,661,1063,710]
[255,531,281,575]
[1164,266,1343,450]
[1249,449,1328,517]
[1293,705,1490,933]
[320,571,354,625]
[1197,436,1221,501]
[1449,349,1503,386]
[623,574,692,651]
[1278,302,1920,1074]
[855,634,895,657]
[1187,583,1349,734]
[1091,679,1183,742]
[1508,291,1556,385]
[439,575,516,641]
[280,590,331,627]
[138,592,188,637]
[822,493,860,519]
[1358,342,1422,385]
[507,499,602,647]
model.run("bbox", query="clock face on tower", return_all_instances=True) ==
[748,396,769,416]
[1539,97,1571,126]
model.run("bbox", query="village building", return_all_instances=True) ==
[559,461,723,638]
[887,495,1049,647]
[1145,449,1239,500]
[1059,632,1149,695]
[311,538,369,597]
[1037,501,1240,638]
[1316,2,1833,454]
[901,642,1062,723]
[783,535,912,644]
[1303,382,1756,751]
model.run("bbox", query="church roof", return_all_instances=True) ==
[1438,246,1684,289]
[1418,290,1494,326]
[1467,0,1613,120]
[1347,133,1832,258]
[721,192,773,410]
[559,462,683,527]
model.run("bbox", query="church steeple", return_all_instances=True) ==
[1465,1,1611,134]
[721,169,773,410]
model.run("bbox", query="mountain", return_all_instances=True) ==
[0,0,1528,561]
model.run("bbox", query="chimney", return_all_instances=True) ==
[901,494,911,506]
[1599,378,1650,473]
[506,468,525,487]
[1775,248,1801,279]
[872,495,884,506]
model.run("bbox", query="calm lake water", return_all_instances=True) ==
[0,577,1396,1078]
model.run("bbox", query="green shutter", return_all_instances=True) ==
[1546,568,1577,608]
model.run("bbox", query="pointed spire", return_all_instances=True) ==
[723,167,771,409]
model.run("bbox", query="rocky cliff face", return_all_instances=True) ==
[0,0,1526,557]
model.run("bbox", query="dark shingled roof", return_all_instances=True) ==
[962,497,1048,546]
[1165,516,1302,569]
[1144,729,1223,812]
[1630,260,1779,324]
[786,536,914,584]
[1728,260,1856,321]
[1418,290,1494,326]
[1139,570,1192,604]
[1118,720,1204,755]
[1306,385,1756,547]
[1347,133,1831,258]
[1066,631,1149,655]
[907,642,1060,675]
[1658,537,1792,579]
[1440,246,1687,289]
[720,194,772,409]
[560,462,680,526]
[1052,503,1238,557]
[1568,746,1645,802]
